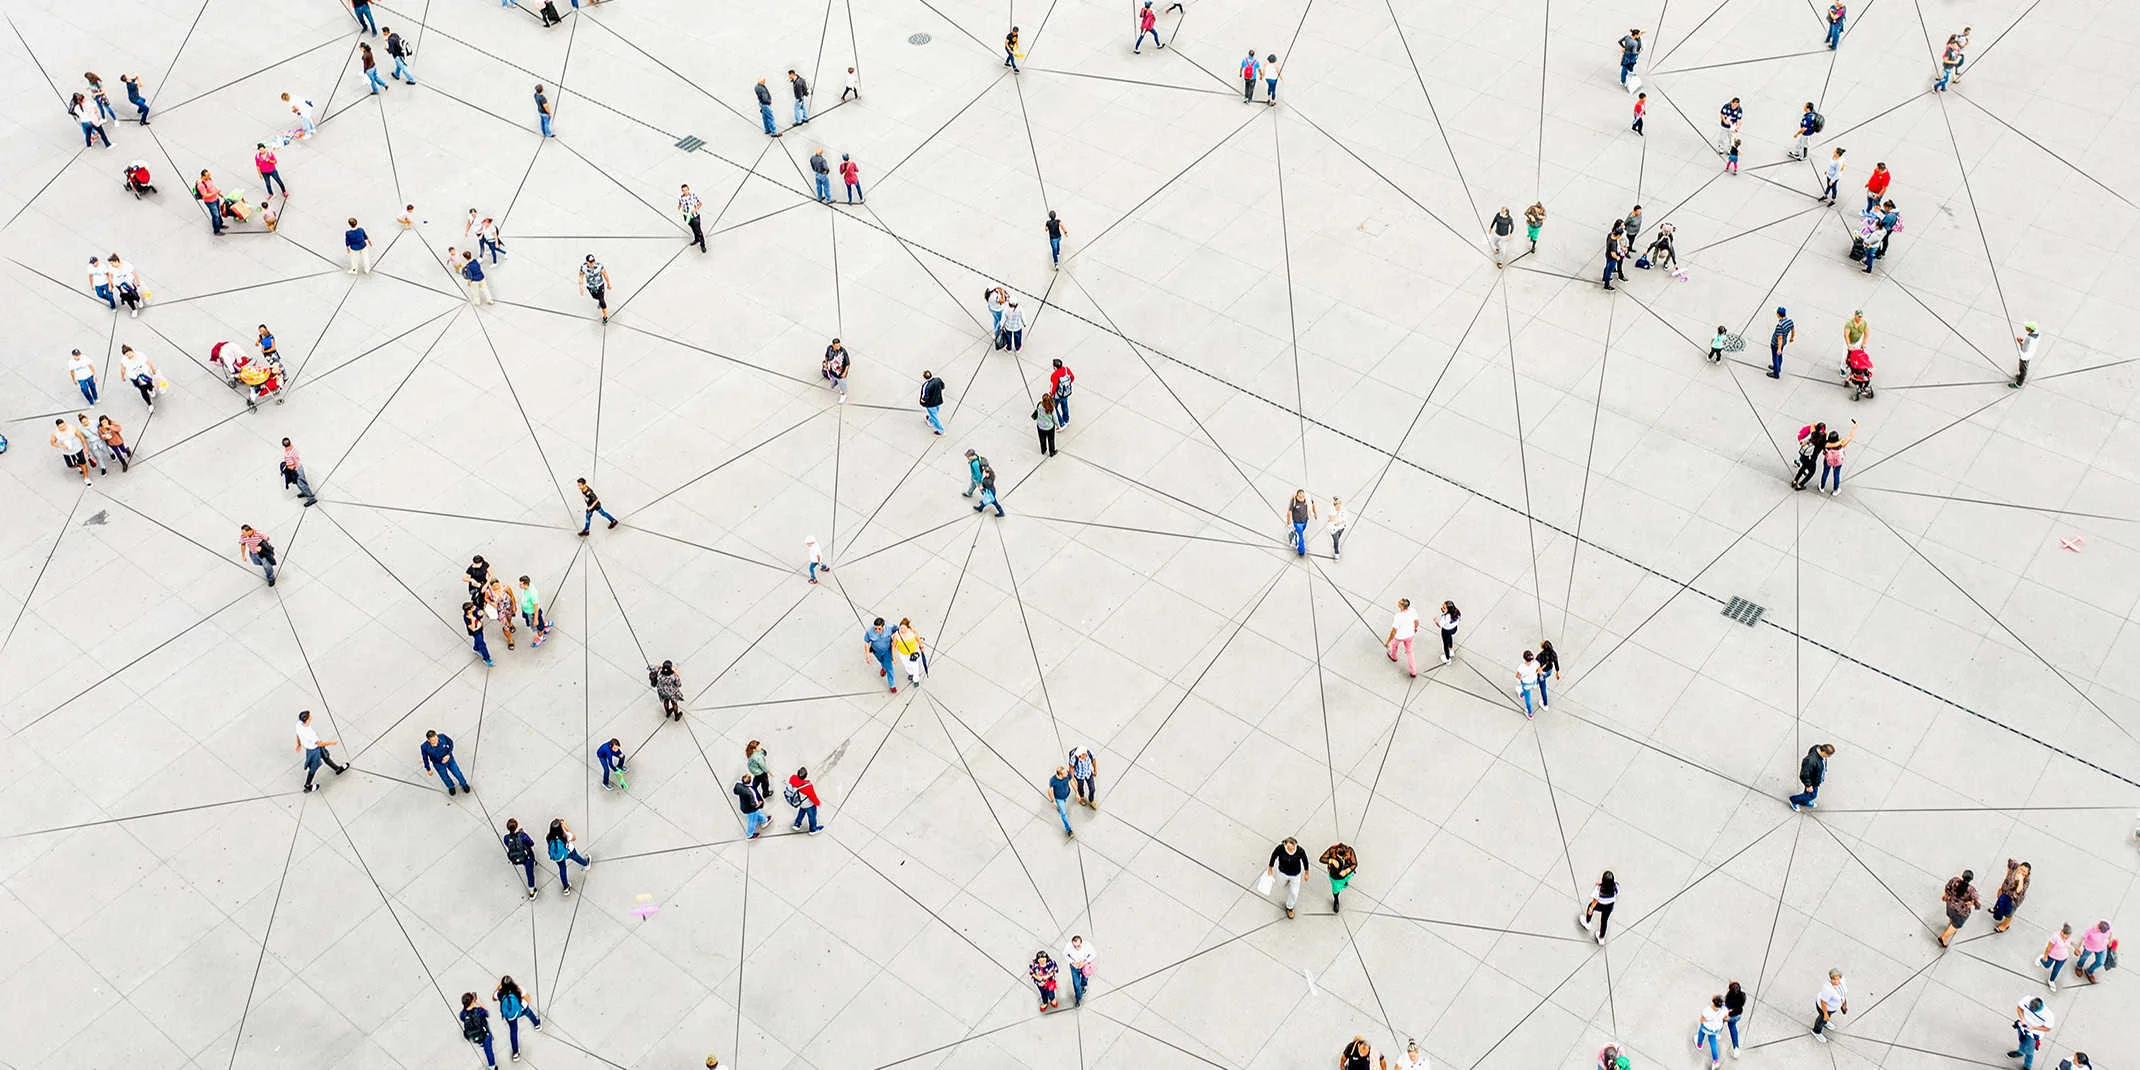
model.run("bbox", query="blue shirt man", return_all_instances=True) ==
[863,619,898,692]
[421,729,472,795]
[596,738,626,789]
[345,224,369,250]
[462,256,485,282]
[1768,308,1796,378]
[1049,767,1074,835]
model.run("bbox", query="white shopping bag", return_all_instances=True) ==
[1626,74,1642,96]
[1256,872,1274,896]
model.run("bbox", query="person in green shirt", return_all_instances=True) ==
[516,576,555,646]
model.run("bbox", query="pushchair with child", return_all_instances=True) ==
[209,340,288,410]
[123,161,157,198]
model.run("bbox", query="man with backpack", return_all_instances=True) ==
[459,993,498,1068]
[1049,359,1074,424]
[1240,50,1261,101]
[502,818,539,898]
[1791,102,1822,160]
[383,27,415,85]
[963,449,988,498]
[787,767,823,832]
[1068,746,1097,809]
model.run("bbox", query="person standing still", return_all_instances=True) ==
[810,148,832,202]
[1534,640,1560,706]
[1068,745,1097,808]
[1001,301,1027,350]
[754,79,778,136]
[1789,743,1835,809]
[1239,50,1260,101]
[1618,29,1642,84]
[652,660,684,719]
[576,478,617,534]
[466,601,494,666]
[1386,598,1420,677]
[2011,322,2039,387]
[1819,425,1853,495]
[1602,228,1623,290]
[1716,97,1743,153]
[421,729,472,797]
[1044,211,1067,266]
[1033,395,1058,456]
[1864,161,1891,211]
[1063,936,1096,1004]
[294,709,348,791]
[1811,969,1847,1042]
[1938,869,1980,947]
[840,154,862,203]
[919,370,946,435]
[841,66,859,100]
[1489,207,1515,266]
[1048,358,1073,423]
[1266,837,1309,918]
[596,738,627,790]
[1992,860,2031,933]
[1326,497,1347,558]
[675,183,705,250]
[67,347,99,404]
[535,84,554,136]
[461,252,494,306]
[787,69,810,126]
[1049,765,1075,836]
[1825,2,1846,48]
[1319,841,1357,911]
[1821,148,1845,204]
[1768,307,1795,377]
[281,438,318,505]
[1791,102,1817,161]
[345,218,372,274]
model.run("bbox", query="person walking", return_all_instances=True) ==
[1489,207,1515,266]
[1810,968,1847,1041]
[1262,54,1280,104]
[294,709,348,791]
[351,0,379,34]
[345,218,372,274]
[485,579,518,651]
[1044,211,1067,266]
[1134,1,1162,51]
[1327,497,1347,559]
[1386,598,1420,677]
[841,66,859,100]
[987,285,1010,340]
[1618,29,1642,84]
[1028,951,1059,1010]
[1790,102,1817,161]
[1724,981,1748,1057]
[1820,148,1845,204]
[1768,307,1795,378]
[805,534,829,583]
[1239,50,1260,101]
[893,619,927,686]
[839,154,862,203]
[744,740,772,799]
[461,252,494,306]
[465,601,494,666]
[787,767,823,832]
[1819,426,1853,496]
[2011,322,2040,387]
[88,256,115,309]
[1935,35,1962,90]
[1525,202,1546,251]
[534,84,554,136]
[1727,138,1741,174]
[1004,26,1021,71]
[1825,1,1846,48]
[459,993,498,1069]
[1938,868,1981,947]
[2010,996,2055,1068]
[1949,26,1972,83]
[1695,995,1728,1069]
[1384,1039,1430,1070]
[502,818,539,897]
[1583,870,1618,943]
[651,659,684,719]
[1049,765,1075,836]
[95,416,131,473]
[384,27,416,85]
[1791,421,1828,489]
[974,462,1004,516]
[66,347,98,405]
[1436,601,1461,663]
[283,93,317,138]
[1281,489,1315,555]
[1048,358,1073,424]
[823,338,849,401]
[920,370,946,435]
[1063,936,1096,1005]
[360,43,388,94]
[1266,836,1309,918]
[787,69,811,126]
[74,413,113,475]
[810,148,832,202]
[2075,920,2114,983]
[1534,639,1560,706]
[2041,923,2076,989]
[1990,859,2032,932]
[735,774,770,838]
[1516,650,1543,718]
[1068,745,1097,808]
[1631,91,1646,134]
[546,819,591,891]
[1319,841,1357,911]
[1342,1037,1374,1070]
[1715,97,1743,153]
[1789,743,1835,808]
[122,73,151,124]
[963,449,988,498]
[1001,300,1026,349]
[754,79,778,136]
[863,618,900,692]
[239,524,277,586]
[474,216,505,263]
[280,438,317,505]
[580,255,611,322]
[576,478,618,534]
[1033,395,1059,456]
[596,738,626,790]
[1843,311,1869,374]
[421,729,472,797]
[71,92,111,148]
[494,977,541,1060]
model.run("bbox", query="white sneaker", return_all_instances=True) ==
[1812,1032,1826,1044]
[1730,1047,1739,1060]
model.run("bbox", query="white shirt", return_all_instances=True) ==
[1002,306,1026,331]
[88,260,107,287]
[292,98,315,120]
[1436,612,1458,633]
[844,70,859,91]
[1389,1050,1428,1070]
[2017,1000,2054,1035]
[1818,980,1847,1011]
[1391,608,1420,640]
[807,541,822,563]
[1062,940,1096,970]
[2017,333,2039,361]
[296,720,322,750]
[119,351,152,380]
[68,353,96,381]
[1700,1004,1727,1031]
[51,425,84,453]
[1327,508,1347,533]
[1518,661,1539,685]
[108,262,136,288]
[1592,881,1616,905]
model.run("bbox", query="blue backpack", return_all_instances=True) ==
[501,991,525,1020]
[547,837,568,862]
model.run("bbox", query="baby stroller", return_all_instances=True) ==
[217,189,255,225]
[1844,347,1874,400]
[209,341,287,410]
[123,161,157,198]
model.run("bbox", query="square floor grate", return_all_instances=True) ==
[674,135,705,152]
[1721,596,1765,627]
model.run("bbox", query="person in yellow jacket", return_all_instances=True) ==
[893,618,927,686]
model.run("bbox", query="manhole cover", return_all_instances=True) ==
[909,32,932,44]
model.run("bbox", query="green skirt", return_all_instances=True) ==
[1329,874,1352,894]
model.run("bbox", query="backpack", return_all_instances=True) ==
[500,991,524,1019]
[504,833,532,865]
[461,1010,488,1042]
[0,432,8,454]
[547,837,568,862]
[1808,111,1826,133]
[783,782,806,807]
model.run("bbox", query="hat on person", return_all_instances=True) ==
[2023,322,2038,333]
[1777,306,1788,315]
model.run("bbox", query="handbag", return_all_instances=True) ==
[1256,871,1274,896]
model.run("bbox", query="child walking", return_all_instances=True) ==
[805,535,829,583]
[1632,92,1646,134]
[1709,326,1728,363]
[1726,140,1741,174]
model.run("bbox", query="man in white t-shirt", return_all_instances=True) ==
[2010,997,2054,1069]
[49,418,93,486]
[2011,322,2040,388]
[294,709,349,792]
[1062,936,1096,1005]
[1385,598,1420,677]
[1811,969,1847,1041]
[1516,651,1541,718]
[1383,1038,1429,1070]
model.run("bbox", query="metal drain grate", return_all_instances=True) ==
[1721,597,1765,627]
[674,135,705,152]
[908,32,932,44]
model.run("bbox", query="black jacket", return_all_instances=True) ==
[386,32,407,57]
[734,781,763,813]
[754,82,772,106]
[811,153,830,175]
[1799,747,1827,787]
[919,376,945,407]
[791,75,809,99]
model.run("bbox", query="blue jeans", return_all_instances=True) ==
[1520,681,1535,716]
[1006,49,1019,70]
[554,848,589,887]
[990,308,1003,333]
[1697,1026,1720,1062]
[2077,948,2106,974]
[2042,956,2067,982]
[1770,346,1785,374]
[471,1033,495,1067]
[249,549,275,583]
[1054,797,1073,833]
[876,651,898,688]
[925,405,944,433]
[1820,463,1841,491]
[479,236,501,262]
[73,375,97,404]
[1725,1017,1741,1049]
[846,181,861,203]
[1789,783,1820,807]
[1266,78,1278,100]
[808,561,822,581]
[1070,964,1089,1002]
[1055,393,1068,423]
[1135,29,1160,49]
[976,488,1003,515]
[1935,65,1954,89]
[472,629,491,662]
[1005,329,1023,350]
[95,284,116,309]
[793,99,808,125]
[434,756,470,792]
[131,95,150,123]
[81,121,109,147]
[760,104,777,134]
[792,804,821,831]
[1537,674,1550,706]
[815,174,831,201]
[392,56,414,84]
[743,809,769,837]
[1049,236,1061,263]
[260,169,286,196]
[1290,521,1307,554]
[504,1010,540,1053]
[1826,20,1843,47]
[1620,59,1635,83]
[582,505,615,532]
[354,2,377,32]
[366,68,387,93]
[94,95,116,119]
[2015,1024,2040,1068]
[539,111,553,136]
[600,753,624,786]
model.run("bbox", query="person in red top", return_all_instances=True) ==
[1863,162,1890,213]
[254,143,286,197]
[1047,358,1074,425]
[838,153,862,204]
[787,767,823,833]
[1134,0,1163,52]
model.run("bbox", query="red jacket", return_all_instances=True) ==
[789,774,821,806]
